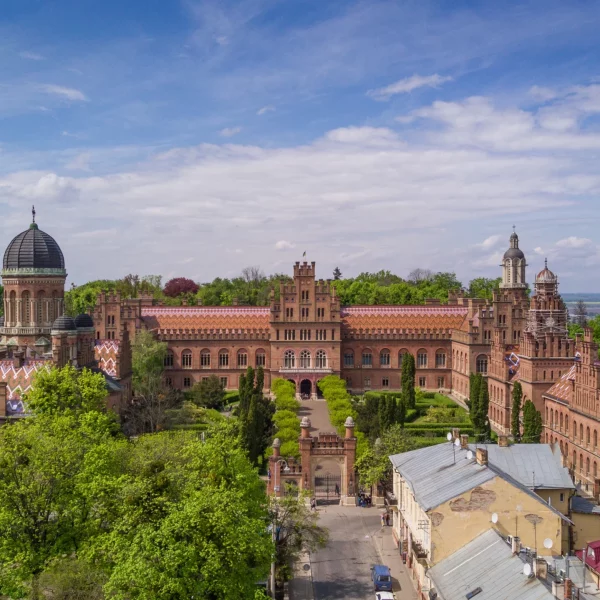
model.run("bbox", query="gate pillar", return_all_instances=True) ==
[343,417,357,496]
[299,417,312,492]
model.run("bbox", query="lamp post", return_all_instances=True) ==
[271,456,290,598]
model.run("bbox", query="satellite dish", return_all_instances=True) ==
[467,450,473,460]
[454,438,461,447]
[491,513,498,524]
[446,432,453,441]
[543,538,553,549]
[523,564,532,577]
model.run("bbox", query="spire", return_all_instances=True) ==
[544,257,548,269]
[30,205,38,230]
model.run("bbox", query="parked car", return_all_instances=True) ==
[375,593,396,600]
[371,564,393,591]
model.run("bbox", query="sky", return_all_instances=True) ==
[1,0,600,291]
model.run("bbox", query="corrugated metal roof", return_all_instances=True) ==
[428,529,554,600]
[471,443,574,491]
[571,495,600,515]
[389,443,495,511]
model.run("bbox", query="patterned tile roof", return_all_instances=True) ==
[340,305,468,332]
[544,363,577,404]
[95,339,120,377]
[0,359,52,415]
[141,306,271,333]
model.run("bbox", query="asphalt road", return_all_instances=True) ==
[310,505,396,600]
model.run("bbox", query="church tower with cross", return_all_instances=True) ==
[500,226,527,290]
[0,206,68,354]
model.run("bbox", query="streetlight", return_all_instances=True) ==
[271,458,291,598]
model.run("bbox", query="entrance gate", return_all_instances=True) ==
[314,471,342,503]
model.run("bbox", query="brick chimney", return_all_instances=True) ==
[452,427,460,441]
[460,434,469,449]
[511,536,520,555]
[498,435,509,447]
[476,448,488,466]
[345,416,356,439]
[564,578,572,599]
[13,350,24,368]
[300,417,311,439]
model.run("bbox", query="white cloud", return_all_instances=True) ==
[65,152,91,172]
[275,240,295,250]
[19,51,45,61]
[324,126,399,145]
[219,126,242,137]
[368,74,452,101]
[40,84,88,102]
[529,86,557,102]
[257,105,275,115]
[477,235,501,250]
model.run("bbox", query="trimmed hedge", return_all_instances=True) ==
[270,378,301,460]
[404,422,473,430]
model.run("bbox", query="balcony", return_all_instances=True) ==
[279,367,333,374]
[412,540,428,560]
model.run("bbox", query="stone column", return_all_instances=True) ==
[299,417,313,492]
[268,438,281,496]
[343,417,357,498]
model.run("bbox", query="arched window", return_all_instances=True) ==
[587,457,590,476]
[284,350,295,369]
[565,415,569,433]
[201,349,211,367]
[595,431,598,449]
[587,427,591,445]
[344,351,354,368]
[50,291,57,322]
[182,350,192,369]
[8,291,16,326]
[237,350,248,368]
[362,350,373,367]
[580,454,584,473]
[581,424,584,441]
[435,351,446,368]
[476,355,488,374]
[164,350,174,368]
[300,350,311,369]
[595,462,598,478]
[574,420,577,438]
[37,291,44,324]
[398,350,408,368]
[316,350,327,369]
[550,409,554,428]
[417,350,427,368]
[560,413,563,430]
[573,450,577,469]
[255,349,266,367]
[380,349,390,367]
[219,349,229,368]
[22,291,31,325]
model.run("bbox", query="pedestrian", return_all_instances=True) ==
[335,483,340,496]
[310,497,316,511]
[385,512,390,526]
[381,514,385,527]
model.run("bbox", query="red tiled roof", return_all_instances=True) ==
[544,363,577,404]
[141,306,271,333]
[95,339,120,377]
[0,359,52,414]
[340,306,468,332]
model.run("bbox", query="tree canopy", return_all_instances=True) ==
[163,277,199,298]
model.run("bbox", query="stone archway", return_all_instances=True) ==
[300,379,312,398]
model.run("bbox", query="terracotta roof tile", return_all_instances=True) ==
[0,359,51,414]
[340,306,468,332]
[544,363,577,404]
[141,306,271,333]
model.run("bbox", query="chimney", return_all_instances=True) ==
[498,435,509,447]
[300,417,311,439]
[272,438,281,458]
[345,416,356,439]
[460,434,469,449]
[511,536,520,555]
[13,350,24,369]
[535,558,547,580]
[564,578,572,600]
[476,448,488,466]
[452,427,460,441]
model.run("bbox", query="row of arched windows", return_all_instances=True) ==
[283,350,327,369]
[342,349,447,369]
[165,348,267,369]
[5,290,61,327]
[452,349,488,375]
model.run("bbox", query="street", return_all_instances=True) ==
[300,505,417,600]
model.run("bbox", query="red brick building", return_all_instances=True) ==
[0,211,131,419]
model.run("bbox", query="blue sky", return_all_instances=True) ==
[1,0,600,291]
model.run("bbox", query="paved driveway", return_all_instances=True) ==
[298,400,336,434]
[303,506,417,600]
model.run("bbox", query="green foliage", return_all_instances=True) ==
[467,277,502,300]
[522,400,543,443]
[39,557,106,599]
[270,378,300,461]
[355,424,416,490]
[24,364,110,418]
[418,407,469,424]
[401,353,416,409]
[471,375,491,441]
[65,275,163,316]
[186,374,225,409]
[511,382,522,440]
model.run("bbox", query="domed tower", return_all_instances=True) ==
[500,228,527,289]
[0,207,67,355]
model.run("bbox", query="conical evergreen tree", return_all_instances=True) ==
[511,382,522,440]
[522,400,542,443]
[476,378,490,441]
[401,354,416,409]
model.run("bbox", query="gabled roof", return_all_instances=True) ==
[340,305,468,333]
[389,443,495,511]
[471,443,574,491]
[428,529,554,600]
[544,363,577,404]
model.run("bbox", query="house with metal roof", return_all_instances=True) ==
[389,434,574,598]
[427,529,555,600]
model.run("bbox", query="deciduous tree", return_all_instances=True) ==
[187,374,225,409]
[163,277,199,298]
